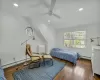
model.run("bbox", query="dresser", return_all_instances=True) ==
[92,46,100,76]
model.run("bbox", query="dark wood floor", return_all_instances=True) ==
[54,58,100,80]
[4,58,100,80]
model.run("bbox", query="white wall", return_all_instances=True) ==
[56,24,100,58]
[0,11,1,35]
[38,24,56,53]
[0,12,45,67]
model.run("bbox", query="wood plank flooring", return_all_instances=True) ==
[4,58,100,80]
[54,58,100,80]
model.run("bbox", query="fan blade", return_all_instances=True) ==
[43,0,50,8]
[53,13,61,19]
[49,0,56,12]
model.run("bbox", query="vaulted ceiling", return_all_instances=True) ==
[1,0,100,28]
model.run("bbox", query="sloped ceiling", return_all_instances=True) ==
[1,0,100,28]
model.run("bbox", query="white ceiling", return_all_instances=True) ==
[1,0,100,28]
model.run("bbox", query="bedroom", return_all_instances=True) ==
[0,0,100,80]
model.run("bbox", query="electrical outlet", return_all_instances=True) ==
[13,57,17,65]
[13,57,16,62]
[13,57,19,70]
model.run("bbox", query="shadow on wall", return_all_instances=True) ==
[38,24,56,53]
[0,13,46,67]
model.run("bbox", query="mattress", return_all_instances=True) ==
[50,48,79,64]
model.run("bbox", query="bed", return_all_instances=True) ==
[50,48,80,64]
[0,59,6,80]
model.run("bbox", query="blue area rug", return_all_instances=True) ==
[13,59,65,80]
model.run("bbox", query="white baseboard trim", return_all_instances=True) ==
[2,58,30,69]
[81,56,91,60]
[1,56,91,68]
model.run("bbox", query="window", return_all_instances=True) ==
[64,31,86,48]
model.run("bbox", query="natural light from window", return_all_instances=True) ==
[64,31,86,48]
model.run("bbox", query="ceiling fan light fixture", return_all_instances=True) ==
[13,3,19,7]
[48,20,51,23]
[79,8,83,11]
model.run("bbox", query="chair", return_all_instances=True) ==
[42,53,53,66]
[26,44,41,69]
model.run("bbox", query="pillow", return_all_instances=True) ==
[52,48,61,51]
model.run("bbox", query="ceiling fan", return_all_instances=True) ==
[43,0,61,19]
[29,0,61,19]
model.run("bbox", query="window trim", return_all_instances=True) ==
[64,31,86,48]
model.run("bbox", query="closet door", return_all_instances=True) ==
[93,49,100,75]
